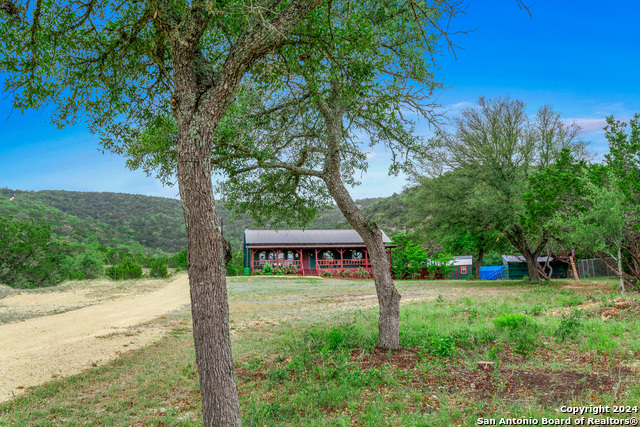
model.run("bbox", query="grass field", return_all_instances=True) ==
[1,276,639,426]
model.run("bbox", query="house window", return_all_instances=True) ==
[352,251,363,259]
[278,252,285,260]
[268,252,276,260]
[287,251,294,260]
[323,251,334,260]
[259,252,266,261]
[460,266,468,275]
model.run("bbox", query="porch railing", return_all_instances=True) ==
[317,259,371,269]
[253,260,302,269]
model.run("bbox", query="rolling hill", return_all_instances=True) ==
[0,187,412,253]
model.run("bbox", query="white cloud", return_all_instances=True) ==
[447,101,474,111]
[565,117,608,134]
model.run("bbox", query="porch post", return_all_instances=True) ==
[250,249,255,275]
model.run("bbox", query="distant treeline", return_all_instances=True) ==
[0,214,191,288]
[0,188,414,253]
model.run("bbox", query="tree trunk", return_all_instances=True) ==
[504,226,544,282]
[319,89,400,349]
[618,247,625,295]
[176,131,241,426]
[473,246,484,279]
[324,175,401,349]
[522,251,541,282]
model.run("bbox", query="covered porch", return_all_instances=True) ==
[248,246,393,277]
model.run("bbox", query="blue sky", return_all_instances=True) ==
[1,1,639,200]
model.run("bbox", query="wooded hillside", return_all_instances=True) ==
[0,188,410,254]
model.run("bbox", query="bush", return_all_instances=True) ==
[226,250,243,276]
[172,248,188,270]
[0,216,63,288]
[149,258,168,278]
[354,267,371,278]
[493,312,539,355]
[106,257,143,280]
[555,310,583,342]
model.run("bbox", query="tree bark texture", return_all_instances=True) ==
[504,226,546,282]
[618,247,625,295]
[176,130,241,426]
[164,2,324,425]
[320,92,401,349]
[324,173,402,348]
[473,246,484,279]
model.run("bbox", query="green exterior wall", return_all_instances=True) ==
[446,265,472,280]
[503,260,568,280]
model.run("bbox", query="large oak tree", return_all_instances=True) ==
[1,0,323,424]
[424,97,587,281]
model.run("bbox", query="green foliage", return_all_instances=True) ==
[225,251,244,277]
[0,189,186,253]
[391,232,427,279]
[261,263,274,275]
[423,98,587,280]
[106,257,143,281]
[493,312,539,355]
[354,267,370,278]
[0,215,62,288]
[426,252,455,278]
[530,305,543,316]
[172,249,188,270]
[555,310,583,342]
[409,169,506,274]
[60,249,106,280]
[149,259,168,278]
[556,290,584,307]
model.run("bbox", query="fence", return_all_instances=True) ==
[576,257,617,279]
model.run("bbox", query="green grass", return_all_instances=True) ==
[1,277,639,426]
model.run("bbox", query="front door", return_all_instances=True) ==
[302,252,310,269]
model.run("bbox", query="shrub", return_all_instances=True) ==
[320,270,332,277]
[106,257,143,280]
[530,305,543,316]
[555,310,583,342]
[149,258,168,278]
[342,270,351,278]
[262,263,273,275]
[493,312,539,355]
[390,232,428,279]
[226,250,243,276]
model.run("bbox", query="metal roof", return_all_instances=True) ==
[502,255,554,263]
[426,255,473,266]
[245,229,392,245]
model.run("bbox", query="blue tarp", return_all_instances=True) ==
[480,266,503,280]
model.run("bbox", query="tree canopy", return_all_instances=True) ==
[421,96,587,281]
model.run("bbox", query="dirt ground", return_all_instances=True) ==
[0,275,191,402]
[0,274,530,403]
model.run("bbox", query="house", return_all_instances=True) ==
[448,256,473,280]
[243,229,396,276]
[422,255,473,280]
[502,255,568,280]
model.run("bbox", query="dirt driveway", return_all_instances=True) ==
[0,274,191,402]
[0,274,530,403]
